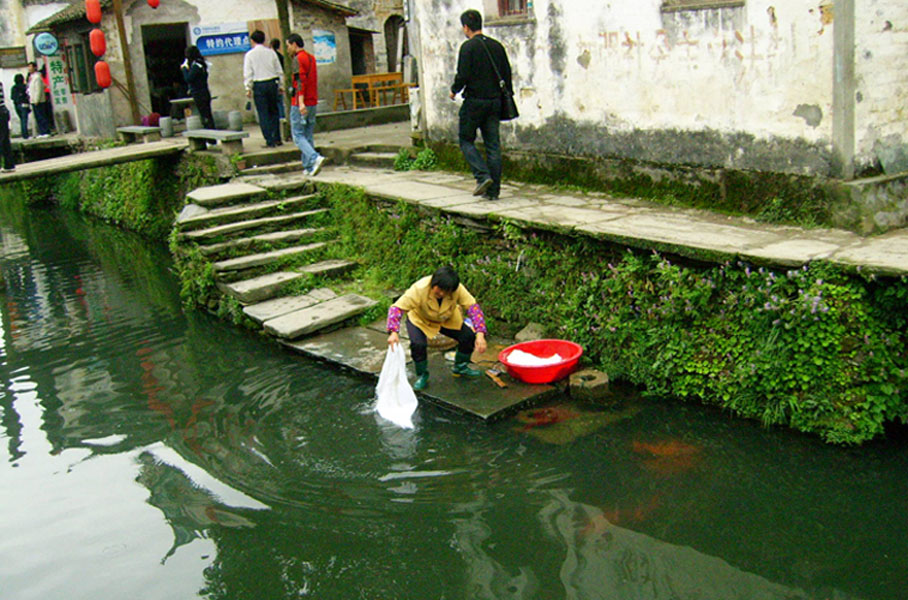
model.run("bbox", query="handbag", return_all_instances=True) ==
[478,36,518,121]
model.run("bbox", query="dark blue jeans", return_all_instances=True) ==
[459,97,501,197]
[406,319,475,363]
[252,79,281,146]
[32,102,50,136]
[15,104,29,138]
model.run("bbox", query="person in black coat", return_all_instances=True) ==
[11,73,29,139]
[181,45,215,129]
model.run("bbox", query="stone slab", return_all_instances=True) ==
[417,352,560,421]
[495,204,628,231]
[184,211,325,241]
[212,241,327,272]
[282,326,410,375]
[447,198,540,218]
[243,288,337,324]
[283,326,558,420]
[577,213,784,257]
[187,182,267,207]
[263,294,378,339]
[829,230,908,275]
[299,259,357,276]
[200,228,322,256]
[178,196,321,230]
[218,271,303,304]
[367,180,470,202]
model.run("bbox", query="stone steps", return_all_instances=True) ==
[238,161,306,177]
[186,182,267,208]
[180,209,329,242]
[243,287,338,323]
[177,194,322,231]
[263,293,378,340]
[212,241,330,275]
[348,151,397,169]
[198,227,326,258]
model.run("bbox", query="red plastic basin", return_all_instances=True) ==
[498,339,583,384]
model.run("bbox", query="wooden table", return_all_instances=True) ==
[334,72,413,111]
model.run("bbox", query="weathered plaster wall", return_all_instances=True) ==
[414,0,892,177]
[855,0,908,174]
[291,4,353,109]
[347,0,405,73]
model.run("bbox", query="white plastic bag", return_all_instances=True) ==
[375,343,418,429]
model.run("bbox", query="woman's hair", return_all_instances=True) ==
[14,73,24,84]
[185,45,203,62]
[430,265,460,293]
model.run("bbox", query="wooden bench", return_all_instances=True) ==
[117,126,162,144]
[182,129,249,155]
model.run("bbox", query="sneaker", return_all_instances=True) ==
[481,192,498,201]
[310,155,326,176]
[473,178,493,196]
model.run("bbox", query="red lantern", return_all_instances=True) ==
[89,28,106,57]
[147,0,160,7]
[85,0,102,24]
[95,60,112,88]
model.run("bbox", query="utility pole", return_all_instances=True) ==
[112,0,141,124]
[275,0,292,140]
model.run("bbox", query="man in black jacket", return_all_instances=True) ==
[450,9,512,201]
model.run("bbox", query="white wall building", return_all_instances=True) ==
[410,0,908,180]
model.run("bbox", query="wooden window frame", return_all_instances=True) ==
[661,0,745,12]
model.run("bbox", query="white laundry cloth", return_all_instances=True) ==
[507,349,564,367]
[375,344,418,429]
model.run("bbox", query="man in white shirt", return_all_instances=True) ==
[243,29,283,147]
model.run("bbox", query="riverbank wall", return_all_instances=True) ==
[8,146,908,445]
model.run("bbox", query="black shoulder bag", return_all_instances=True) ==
[478,36,518,121]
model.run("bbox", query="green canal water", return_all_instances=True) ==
[0,203,906,600]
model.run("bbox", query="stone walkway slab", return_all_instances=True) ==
[218,271,303,304]
[187,182,267,207]
[183,210,326,241]
[283,326,559,420]
[244,288,337,324]
[212,241,328,273]
[310,162,908,276]
[177,195,320,230]
[263,294,378,339]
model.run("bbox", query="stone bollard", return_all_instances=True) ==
[186,115,202,131]
[569,369,612,403]
[159,116,173,138]
[213,110,229,130]
[227,110,243,132]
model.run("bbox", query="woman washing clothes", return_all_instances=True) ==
[387,266,488,391]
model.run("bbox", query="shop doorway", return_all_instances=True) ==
[142,23,188,117]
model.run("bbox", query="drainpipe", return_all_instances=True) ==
[832,0,855,180]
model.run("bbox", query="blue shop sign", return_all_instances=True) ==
[191,24,250,56]
[33,32,60,56]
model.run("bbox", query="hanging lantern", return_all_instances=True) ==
[89,28,106,57]
[85,0,102,24]
[147,0,160,8]
[95,60,112,88]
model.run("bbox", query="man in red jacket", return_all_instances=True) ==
[286,33,325,176]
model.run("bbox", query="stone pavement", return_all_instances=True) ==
[302,162,908,276]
